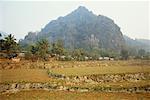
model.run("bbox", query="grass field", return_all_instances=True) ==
[1,70,150,90]
[50,65,150,76]
[0,90,150,100]
[46,60,150,69]
[0,69,51,83]
[0,60,150,83]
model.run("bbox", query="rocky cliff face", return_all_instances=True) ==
[20,6,126,51]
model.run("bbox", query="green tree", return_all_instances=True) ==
[138,49,145,58]
[3,34,18,53]
[88,48,100,59]
[51,39,65,55]
[24,45,38,60]
[30,45,38,54]
[128,48,138,57]
[72,48,85,57]
[120,49,129,60]
[99,49,109,57]
[25,39,50,61]
[108,50,119,58]
[36,39,50,60]
[0,39,5,51]
[72,48,86,61]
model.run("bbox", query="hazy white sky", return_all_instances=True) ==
[0,1,149,40]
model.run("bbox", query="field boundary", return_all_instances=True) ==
[0,82,150,94]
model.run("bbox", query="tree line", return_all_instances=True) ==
[0,34,149,61]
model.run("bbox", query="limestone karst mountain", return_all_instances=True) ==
[20,6,126,51]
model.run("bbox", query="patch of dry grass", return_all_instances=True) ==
[0,69,51,83]
[51,65,150,76]
[0,90,150,100]
[46,60,150,68]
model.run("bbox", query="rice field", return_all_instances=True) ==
[0,60,150,100]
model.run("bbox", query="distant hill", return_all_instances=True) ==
[20,6,126,51]
[18,6,150,53]
[123,35,150,52]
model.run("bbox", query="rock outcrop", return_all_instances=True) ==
[0,82,149,94]
[48,72,150,83]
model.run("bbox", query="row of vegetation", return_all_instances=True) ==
[0,34,150,61]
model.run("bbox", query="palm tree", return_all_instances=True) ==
[4,34,17,53]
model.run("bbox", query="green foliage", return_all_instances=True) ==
[138,49,145,57]
[135,49,150,60]
[0,39,5,51]
[0,34,20,59]
[88,48,100,59]
[36,39,50,60]
[99,49,109,57]
[72,48,87,61]
[3,34,18,53]
[120,49,129,60]
[72,48,85,57]
[51,39,65,56]
[30,45,38,54]
[25,39,50,61]
[128,48,138,57]
[108,50,119,58]
[0,34,21,59]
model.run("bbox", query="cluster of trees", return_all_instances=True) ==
[24,39,65,61]
[27,39,50,61]
[0,34,150,61]
[120,48,150,60]
[25,39,149,61]
[0,34,19,58]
